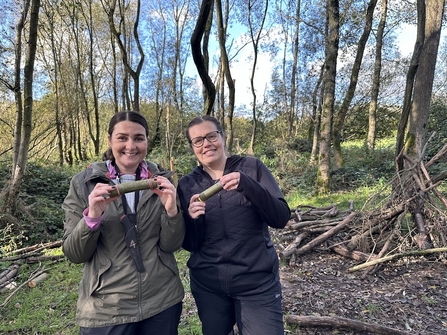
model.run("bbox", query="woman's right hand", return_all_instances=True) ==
[188,194,206,219]
[87,183,119,218]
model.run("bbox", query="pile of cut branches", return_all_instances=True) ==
[278,143,447,276]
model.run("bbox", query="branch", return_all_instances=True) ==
[348,247,447,272]
[285,315,412,335]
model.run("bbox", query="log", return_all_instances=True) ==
[0,268,46,308]
[285,315,411,335]
[28,272,48,288]
[330,244,378,262]
[26,255,65,263]
[279,232,309,259]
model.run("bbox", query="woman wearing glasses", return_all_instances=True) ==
[177,115,290,335]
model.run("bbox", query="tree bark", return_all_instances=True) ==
[367,0,387,151]
[191,0,216,114]
[333,0,378,168]
[215,0,235,153]
[285,315,412,335]
[1,0,40,215]
[316,0,339,194]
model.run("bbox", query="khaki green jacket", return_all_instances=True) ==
[62,161,185,327]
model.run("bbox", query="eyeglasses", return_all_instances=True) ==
[190,131,221,148]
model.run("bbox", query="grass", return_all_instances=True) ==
[0,252,81,334]
[0,248,202,335]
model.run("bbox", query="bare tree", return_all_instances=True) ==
[310,65,324,164]
[105,0,144,112]
[247,0,269,155]
[367,0,388,152]
[316,0,339,194]
[394,0,446,246]
[332,0,378,168]
[215,0,236,153]
[191,0,215,114]
[0,0,40,215]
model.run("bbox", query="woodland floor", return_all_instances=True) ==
[280,249,447,335]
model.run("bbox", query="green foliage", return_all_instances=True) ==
[21,163,73,204]
[343,104,400,140]
[0,161,77,251]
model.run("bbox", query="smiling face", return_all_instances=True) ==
[108,120,148,174]
[188,121,227,169]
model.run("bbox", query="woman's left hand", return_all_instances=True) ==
[219,172,240,191]
[152,176,178,217]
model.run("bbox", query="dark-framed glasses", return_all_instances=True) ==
[190,131,221,148]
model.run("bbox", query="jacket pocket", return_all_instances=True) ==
[158,247,180,276]
[89,257,112,296]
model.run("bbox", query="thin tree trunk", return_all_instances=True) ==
[395,0,425,171]
[248,0,269,155]
[367,0,387,151]
[2,0,40,215]
[333,0,378,168]
[215,0,235,154]
[316,0,339,194]
[190,0,215,114]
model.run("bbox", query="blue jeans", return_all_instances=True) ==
[79,302,182,335]
[191,277,284,335]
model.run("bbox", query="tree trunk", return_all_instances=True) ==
[332,0,378,168]
[215,0,235,154]
[288,0,301,138]
[247,0,269,155]
[395,0,425,170]
[191,0,216,114]
[1,0,40,215]
[310,65,324,164]
[107,0,144,112]
[316,0,339,194]
[367,0,387,151]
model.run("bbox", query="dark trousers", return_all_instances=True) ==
[191,277,284,335]
[79,302,182,335]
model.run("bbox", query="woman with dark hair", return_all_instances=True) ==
[62,111,185,334]
[178,115,290,335]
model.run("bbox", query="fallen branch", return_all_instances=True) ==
[7,240,62,256]
[279,232,309,259]
[285,315,412,335]
[330,244,378,263]
[26,255,65,264]
[348,247,447,272]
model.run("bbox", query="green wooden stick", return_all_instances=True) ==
[108,179,158,197]
[197,182,223,202]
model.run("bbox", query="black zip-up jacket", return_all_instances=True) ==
[178,155,290,295]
